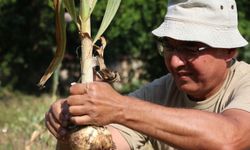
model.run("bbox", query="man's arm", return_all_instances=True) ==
[51,82,250,150]
[113,96,250,150]
[68,82,250,150]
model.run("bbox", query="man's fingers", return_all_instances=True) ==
[70,83,90,95]
[68,105,89,116]
[48,111,62,133]
[45,112,66,139]
[70,115,92,125]
[45,118,58,138]
[49,99,68,125]
[67,95,87,106]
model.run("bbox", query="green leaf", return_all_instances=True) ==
[80,0,91,21]
[38,0,66,87]
[82,0,98,26]
[64,0,77,23]
[93,0,121,43]
[90,0,98,15]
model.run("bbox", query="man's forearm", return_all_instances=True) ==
[116,96,239,150]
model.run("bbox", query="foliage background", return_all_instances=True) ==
[0,0,168,95]
[0,0,249,94]
[0,0,249,149]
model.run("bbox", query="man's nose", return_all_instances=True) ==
[169,53,187,68]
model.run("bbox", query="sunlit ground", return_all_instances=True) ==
[0,90,57,150]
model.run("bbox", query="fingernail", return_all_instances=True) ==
[71,82,76,86]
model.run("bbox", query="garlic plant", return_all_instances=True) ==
[38,0,121,86]
[38,0,121,149]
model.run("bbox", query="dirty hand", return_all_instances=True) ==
[66,82,124,126]
[45,99,69,140]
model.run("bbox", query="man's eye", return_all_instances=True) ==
[184,47,198,53]
[163,46,173,51]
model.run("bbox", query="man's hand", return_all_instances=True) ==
[45,99,69,140]
[45,82,125,140]
[66,82,124,126]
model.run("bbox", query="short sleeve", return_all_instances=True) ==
[224,65,250,112]
[128,75,172,105]
[110,124,154,150]
[223,71,250,112]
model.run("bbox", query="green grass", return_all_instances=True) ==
[0,90,57,150]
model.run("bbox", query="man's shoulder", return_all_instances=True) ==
[223,60,250,112]
[128,74,175,99]
[232,60,250,78]
[235,60,250,68]
[143,74,175,90]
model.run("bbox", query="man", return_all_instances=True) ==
[45,0,250,149]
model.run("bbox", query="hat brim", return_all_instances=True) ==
[152,19,248,48]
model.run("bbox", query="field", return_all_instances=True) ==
[0,90,57,150]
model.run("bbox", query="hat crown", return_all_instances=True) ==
[152,0,248,48]
[166,0,238,27]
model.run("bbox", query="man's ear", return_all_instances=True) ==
[225,48,237,63]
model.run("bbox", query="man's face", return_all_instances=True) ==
[162,38,235,100]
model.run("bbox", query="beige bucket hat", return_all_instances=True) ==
[152,0,248,48]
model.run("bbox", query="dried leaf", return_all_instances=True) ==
[38,0,66,87]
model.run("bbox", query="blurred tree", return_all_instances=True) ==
[0,0,55,93]
[237,0,250,62]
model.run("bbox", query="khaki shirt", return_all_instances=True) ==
[111,60,250,150]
